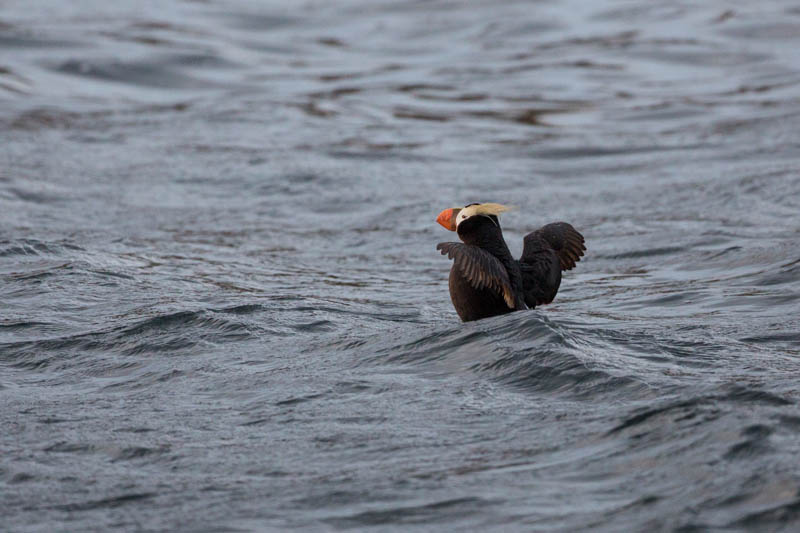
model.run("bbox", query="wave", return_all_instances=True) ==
[0,308,259,374]
[356,312,667,399]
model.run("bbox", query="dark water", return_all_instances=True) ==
[2,0,800,531]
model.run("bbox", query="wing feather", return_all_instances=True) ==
[522,222,586,271]
[518,222,586,307]
[437,242,516,309]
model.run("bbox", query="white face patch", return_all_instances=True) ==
[454,203,512,228]
[455,208,473,228]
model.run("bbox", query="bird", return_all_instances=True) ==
[435,202,586,322]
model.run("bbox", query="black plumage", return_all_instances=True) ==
[436,205,585,322]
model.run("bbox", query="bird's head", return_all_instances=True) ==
[436,202,513,232]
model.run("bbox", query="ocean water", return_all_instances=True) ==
[2,0,800,531]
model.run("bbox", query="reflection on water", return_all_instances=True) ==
[2,0,800,531]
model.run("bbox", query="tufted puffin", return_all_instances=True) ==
[436,203,586,322]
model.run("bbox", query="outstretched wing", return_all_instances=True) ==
[437,242,516,309]
[519,222,586,307]
[522,222,586,271]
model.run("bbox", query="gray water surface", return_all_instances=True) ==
[2,1,800,531]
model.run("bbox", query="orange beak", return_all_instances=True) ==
[436,208,460,231]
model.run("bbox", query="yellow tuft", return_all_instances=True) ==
[472,203,514,216]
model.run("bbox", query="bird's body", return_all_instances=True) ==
[448,267,512,322]
[436,203,585,322]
